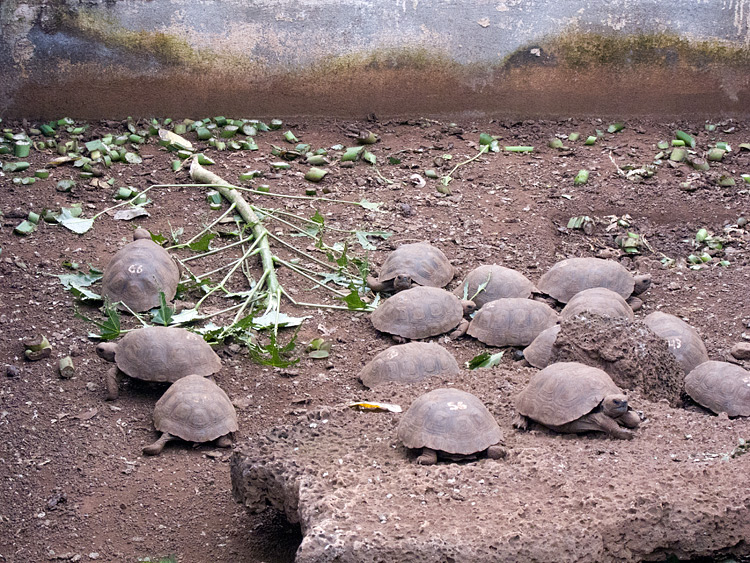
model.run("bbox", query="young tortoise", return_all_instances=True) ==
[453,264,536,309]
[96,326,221,400]
[536,257,651,304]
[560,287,634,322]
[515,362,641,439]
[467,298,559,347]
[101,228,180,312]
[684,361,750,417]
[371,286,474,340]
[644,311,709,375]
[366,242,454,292]
[358,342,460,388]
[398,388,506,465]
[143,374,238,455]
[523,324,562,369]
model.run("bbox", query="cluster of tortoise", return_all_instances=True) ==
[96,232,750,462]
[97,229,238,455]
[361,242,750,464]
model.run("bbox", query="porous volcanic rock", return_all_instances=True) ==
[230,366,750,562]
[553,314,684,405]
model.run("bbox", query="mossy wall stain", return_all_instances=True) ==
[59,10,204,67]
[4,8,750,119]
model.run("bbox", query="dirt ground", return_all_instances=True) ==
[1,114,749,562]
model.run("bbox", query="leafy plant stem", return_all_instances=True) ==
[194,234,263,309]
[149,182,379,208]
[230,269,269,326]
[258,207,354,234]
[91,184,159,221]
[180,234,254,263]
[265,232,341,272]
[166,202,236,250]
[190,160,281,311]
[279,286,356,310]
[273,256,349,297]
[442,145,489,184]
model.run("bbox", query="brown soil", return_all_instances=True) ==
[1,115,750,562]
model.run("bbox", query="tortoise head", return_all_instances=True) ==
[601,394,629,418]
[392,274,412,291]
[95,341,118,362]
[632,274,652,296]
[133,228,151,241]
[460,299,477,317]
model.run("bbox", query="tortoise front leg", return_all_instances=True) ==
[416,447,438,465]
[571,412,635,440]
[449,319,470,339]
[142,432,177,456]
[105,367,123,401]
[366,275,388,293]
[616,410,642,429]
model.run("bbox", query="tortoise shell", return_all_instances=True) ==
[523,324,561,369]
[398,388,503,456]
[376,242,454,288]
[152,374,238,443]
[101,228,180,312]
[560,287,634,322]
[516,362,624,427]
[644,312,709,375]
[536,257,635,303]
[358,342,459,388]
[103,326,221,382]
[453,264,536,309]
[467,298,558,347]
[684,361,750,417]
[371,286,464,339]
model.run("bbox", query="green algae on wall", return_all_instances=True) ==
[511,32,750,70]
[60,9,203,66]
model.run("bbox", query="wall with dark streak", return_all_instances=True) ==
[2,0,750,119]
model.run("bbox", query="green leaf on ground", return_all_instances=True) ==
[57,208,94,234]
[188,232,217,252]
[75,302,121,340]
[466,351,504,369]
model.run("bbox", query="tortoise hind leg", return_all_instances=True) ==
[215,434,233,448]
[512,413,532,431]
[416,448,438,465]
[486,445,507,460]
[142,432,177,456]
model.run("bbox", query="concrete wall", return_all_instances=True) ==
[2,0,750,119]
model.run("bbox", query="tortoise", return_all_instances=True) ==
[96,326,222,400]
[397,388,506,465]
[101,228,180,312]
[467,298,558,347]
[367,242,454,292]
[371,286,474,340]
[453,264,536,309]
[515,362,641,439]
[643,311,709,375]
[536,257,651,304]
[358,342,460,388]
[684,361,750,417]
[142,374,238,455]
[560,287,634,322]
[523,324,561,369]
